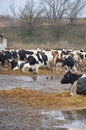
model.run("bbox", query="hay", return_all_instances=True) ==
[0,66,62,76]
[0,88,86,110]
[0,65,86,110]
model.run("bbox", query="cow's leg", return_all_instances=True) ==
[0,62,2,69]
[47,64,53,80]
[56,63,59,74]
[50,63,53,79]
[33,72,37,81]
[46,67,50,79]
[70,81,77,96]
[56,62,63,74]
[0,61,5,70]
[56,63,61,74]
[32,67,39,81]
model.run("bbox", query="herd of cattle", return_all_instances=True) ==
[0,48,86,96]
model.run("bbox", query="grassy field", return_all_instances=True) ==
[0,17,86,49]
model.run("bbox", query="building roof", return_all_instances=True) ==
[0,34,4,37]
[0,34,7,39]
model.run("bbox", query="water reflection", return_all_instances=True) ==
[0,103,85,130]
[40,109,86,129]
[0,74,69,92]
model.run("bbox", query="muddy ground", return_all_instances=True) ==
[0,67,86,130]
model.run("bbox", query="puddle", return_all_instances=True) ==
[0,74,70,92]
[40,109,86,129]
[0,99,86,130]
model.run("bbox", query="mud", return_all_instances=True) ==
[0,98,86,130]
[0,74,70,92]
[0,69,86,130]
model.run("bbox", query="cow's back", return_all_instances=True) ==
[77,77,86,94]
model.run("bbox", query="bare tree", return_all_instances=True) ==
[9,0,18,18]
[19,0,43,35]
[68,0,86,24]
[41,0,72,24]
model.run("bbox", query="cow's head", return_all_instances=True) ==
[61,71,72,84]
[61,55,69,68]
[52,50,63,64]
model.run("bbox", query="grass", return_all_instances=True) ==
[0,18,86,49]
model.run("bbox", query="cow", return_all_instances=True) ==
[10,50,18,59]
[52,51,77,74]
[62,55,77,72]
[10,51,54,80]
[0,50,13,69]
[61,71,86,96]
[2,50,13,60]
[74,51,86,72]
[23,52,54,79]
[52,49,64,74]
[0,51,5,68]
[16,49,41,60]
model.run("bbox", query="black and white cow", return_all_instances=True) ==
[0,51,5,68]
[10,51,54,80]
[0,50,13,68]
[16,49,41,60]
[17,49,34,60]
[22,52,54,79]
[62,55,77,72]
[61,71,86,96]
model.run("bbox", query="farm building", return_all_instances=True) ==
[0,34,7,50]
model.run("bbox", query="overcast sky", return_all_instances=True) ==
[0,0,26,15]
[0,0,86,17]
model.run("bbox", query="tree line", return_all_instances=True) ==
[9,0,86,35]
